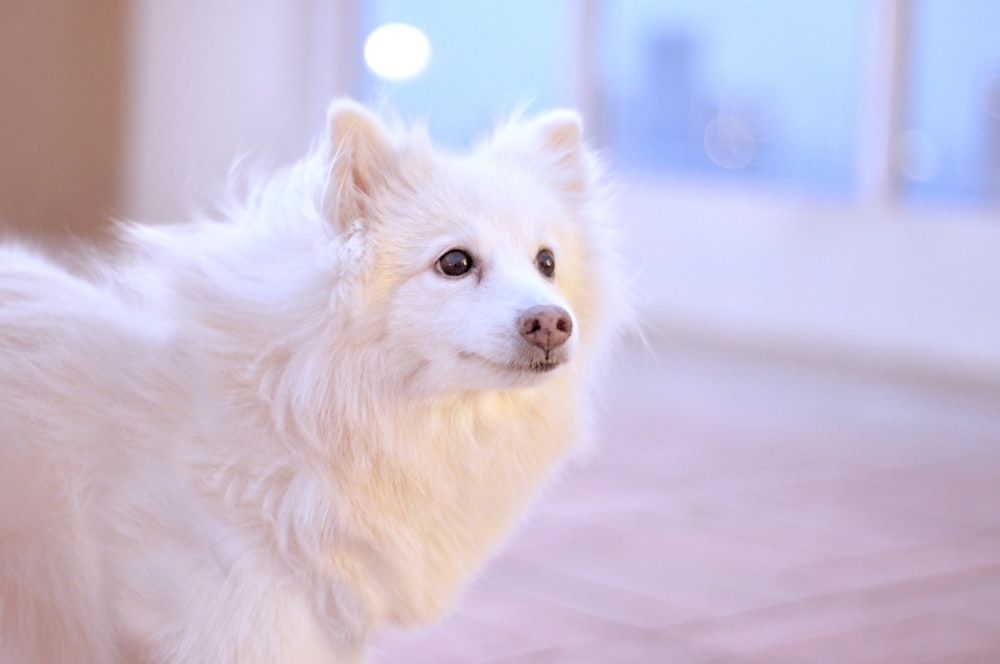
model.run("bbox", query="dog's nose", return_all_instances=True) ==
[519,306,573,352]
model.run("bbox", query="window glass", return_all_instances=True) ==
[360,0,575,149]
[905,1,1000,207]
[598,1,865,196]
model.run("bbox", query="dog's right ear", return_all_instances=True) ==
[325,100,397,230]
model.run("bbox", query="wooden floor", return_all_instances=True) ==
[375,342,1000,663]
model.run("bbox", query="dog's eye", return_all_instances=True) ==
[437,249,474,277]
[535,248,556,278]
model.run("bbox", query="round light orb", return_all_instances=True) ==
[364,23,431,81]
[703,115,756,170]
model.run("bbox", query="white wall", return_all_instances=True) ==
[122,0,353,223]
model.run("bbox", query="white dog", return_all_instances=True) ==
[0,100,626,663]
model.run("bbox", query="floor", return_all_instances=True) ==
[374,341,1000,663]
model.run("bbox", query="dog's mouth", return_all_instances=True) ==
[458,350,567,374]
[524,356,564,373]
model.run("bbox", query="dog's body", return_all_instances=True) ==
[0,101,625,663]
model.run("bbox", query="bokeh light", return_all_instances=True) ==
[363,23,431,81]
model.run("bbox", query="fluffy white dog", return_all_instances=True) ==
[0,100,626,663]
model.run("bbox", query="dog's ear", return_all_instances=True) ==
[325,100,396,229]
[493,109,596,195]
[533,110,594,194]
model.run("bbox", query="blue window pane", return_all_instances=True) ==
[599,1,865,195]
[905,1,1000,207]
[360,1,574,148]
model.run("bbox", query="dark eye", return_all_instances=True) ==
[535,248,556,278]
[437,249,474,277]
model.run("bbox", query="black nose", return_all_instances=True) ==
[518,306,573,352]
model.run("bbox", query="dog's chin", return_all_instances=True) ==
[457,350,570,385]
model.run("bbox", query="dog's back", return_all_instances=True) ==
[0,247,121,662]
[0,247,182,662]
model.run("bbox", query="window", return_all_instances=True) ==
[599,1,865,196]
[356,0,1000,211]
[905,0,1000,206]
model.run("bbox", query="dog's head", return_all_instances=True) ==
[319,100,621,394]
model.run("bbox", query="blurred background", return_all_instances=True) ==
[3,1,999,660]
[3,0,1000,380]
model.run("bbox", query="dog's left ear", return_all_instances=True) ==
[325,99,397,230]
[529,110,596,194]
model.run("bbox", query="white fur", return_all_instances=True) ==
[0,100,627,663]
